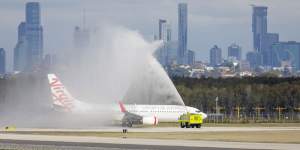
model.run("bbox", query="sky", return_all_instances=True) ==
[0,0,300,71]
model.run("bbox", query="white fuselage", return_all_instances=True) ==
[62,100,207,123]
[48,74,207,124]
[116,104,207,122]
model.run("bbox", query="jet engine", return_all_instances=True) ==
[142,116,158,125]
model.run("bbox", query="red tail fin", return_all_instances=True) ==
[119,101,126,113]
[48,74,74,112]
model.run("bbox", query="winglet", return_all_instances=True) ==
[119,101,126,113]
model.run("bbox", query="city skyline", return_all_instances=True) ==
[14,2,43,71]
[1,0,300,71]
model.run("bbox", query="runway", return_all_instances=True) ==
[1,133,298,150]
[4,126,300,132]
[0,139,248,150]
[0,127,299,150]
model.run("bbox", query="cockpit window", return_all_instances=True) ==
[196,110,201,113]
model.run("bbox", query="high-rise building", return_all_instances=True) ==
[166,24,172,42]
[73,26,90,49]
[187,50,195,65]
[42,53,57,70]
[14,22,28,71]
[70,25,91,65]
[246,51,262,69]
[25,2,43,69]
[17,22,27,41]
[14,2,43,71]
[239,60,251,72]
[252,6,268,52]
[0,48,5,74]
[210,45,222,67]
[26,2,40,25]
[158,19,171,42]
[251,6,280,68]
[166,41,178,65]
[155,44,168,67]
[261,33,279,66]
[271,41,300,71]
[178,3,188,64]
[156,19,173,67]
[159,19,166,41]
[155,41,178,68]
[228,43,242,61]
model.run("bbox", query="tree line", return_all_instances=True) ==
[172,77,300,117]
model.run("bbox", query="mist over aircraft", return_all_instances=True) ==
[48,73,207,127]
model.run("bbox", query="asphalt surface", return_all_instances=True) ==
[0,127,299,150]
[4,126,300,132]
[0,139,246,150]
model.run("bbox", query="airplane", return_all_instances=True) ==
[48,73,207,127]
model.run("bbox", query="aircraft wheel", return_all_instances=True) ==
[127,122,132,127]
[180,123,185,128]
[185,122,190,128]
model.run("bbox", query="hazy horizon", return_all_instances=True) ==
[1,0,300,71]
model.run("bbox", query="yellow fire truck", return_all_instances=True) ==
[178,113,203,128]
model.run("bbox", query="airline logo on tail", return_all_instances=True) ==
[48,74,74,112]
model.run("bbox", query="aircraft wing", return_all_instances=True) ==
[119,102,143,127]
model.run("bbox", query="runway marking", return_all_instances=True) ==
[0,133,299,150]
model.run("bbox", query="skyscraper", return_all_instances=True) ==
[17,22,27,41]
[261,33,279,66]
[158,19,171,42]
[155,41,178,67]
[73,26,90,49]
[187,50,195,65]
[70,25,91,66]
[25,2,43,69]
[14,22,28,71]
[271,41,300,71]
[14,2,43,71]
[0,48,5,74]
[246,51,262,69]
[26,2,40,25]
[228,43,242,61]
[178,3,188,64]
[252,6,268,52]
[251,6,280,68]
[156,19,174,67]
[166,24,172,42]
[159,19,166,41]
[155,45,168,67]
[210,45,222,67]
